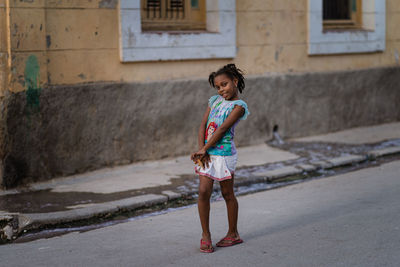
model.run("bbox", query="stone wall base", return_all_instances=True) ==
[2,67,400,188]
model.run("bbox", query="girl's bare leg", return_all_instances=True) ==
[219,173,240,241]
[198,175,214,249]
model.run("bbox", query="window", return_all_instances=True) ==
[323,0,362,29]
[308,0,385,55]
[141,0,206,31]
[119,0,236,62]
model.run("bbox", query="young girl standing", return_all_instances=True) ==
[191,64,250,253]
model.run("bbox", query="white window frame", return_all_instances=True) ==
[119,0,236,62]
[308,0,386,55]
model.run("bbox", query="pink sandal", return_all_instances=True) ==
[216,236,243,247]
[200,239,214,253]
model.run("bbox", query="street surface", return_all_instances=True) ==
[2,160,400,267]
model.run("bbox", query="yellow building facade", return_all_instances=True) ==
[0,0,399,188]
[1,0,399,91]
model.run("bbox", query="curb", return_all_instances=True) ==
[309,160,333,169]
[2,194,172,242]
[296,164,317,172]
[253,166,303,182]
[311,154,367,170]
[326,155,367,167]
[367,146,400,159]
[1,145,399,242]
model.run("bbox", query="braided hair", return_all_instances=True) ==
[208,64,245,93]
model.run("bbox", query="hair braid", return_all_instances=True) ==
[208,64,245,93]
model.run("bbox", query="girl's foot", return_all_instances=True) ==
[216,232,243,247]
[200,233,214,253]
[200,238,214,253]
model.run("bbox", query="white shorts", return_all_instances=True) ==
[195,154,238,181]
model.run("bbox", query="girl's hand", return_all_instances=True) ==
[191,149,211,168]
[191,148,207,161]
[201,153,211,168]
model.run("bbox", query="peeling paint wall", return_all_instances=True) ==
[3,0,400,89]
[3,67,400,187]
[98,0,118,9]
[5,0,47,93]
[1,0,400,188]
[0,1,8,95]
[0,1,8,187]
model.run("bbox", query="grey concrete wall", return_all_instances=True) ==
[2,66,400,188]
[0,93,8,187]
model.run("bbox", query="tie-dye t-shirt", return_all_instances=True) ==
[205,95,250,156]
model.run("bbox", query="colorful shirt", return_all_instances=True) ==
[205,95,250,156]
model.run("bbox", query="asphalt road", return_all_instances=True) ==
[2,160,400,267]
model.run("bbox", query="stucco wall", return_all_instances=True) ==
[0,2,8,95]
[0,2,8,184]
[3,66,400,187]
[2,0,400,93]
[1,0,400,188]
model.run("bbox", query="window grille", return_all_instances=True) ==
[323,0,362,29]
[323,0,350,20]
[145,0,161,19]
[141,0,205,31]
[168,0,185,18]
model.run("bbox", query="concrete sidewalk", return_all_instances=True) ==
[1,122,400,242]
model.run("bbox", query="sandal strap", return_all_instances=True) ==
[217,236,241,245]
[201,239,212,245]
[221,237,237,241]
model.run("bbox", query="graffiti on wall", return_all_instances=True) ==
[24,55,41,115]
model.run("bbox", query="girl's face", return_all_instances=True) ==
[214,74,239,101]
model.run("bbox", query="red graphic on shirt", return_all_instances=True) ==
[205,122,218,142]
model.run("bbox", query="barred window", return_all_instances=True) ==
[323,0,362,29]
[141,0,206,31]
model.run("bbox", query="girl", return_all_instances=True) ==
[191,64,250,253]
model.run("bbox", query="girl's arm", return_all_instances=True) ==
[192,105,245,160]
[191,106,211,167]
[198,107,211,150]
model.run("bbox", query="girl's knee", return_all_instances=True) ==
[198,186,212,200]
[221,189,236,201]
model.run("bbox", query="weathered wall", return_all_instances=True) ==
[0,2,7,94]
[0,1,9,94]
[1,0,400,187]
[0,1,8,185]
[3,66,400,187]
[5,0,47,93]
[4,0,400,92]
[236,0,400,72]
